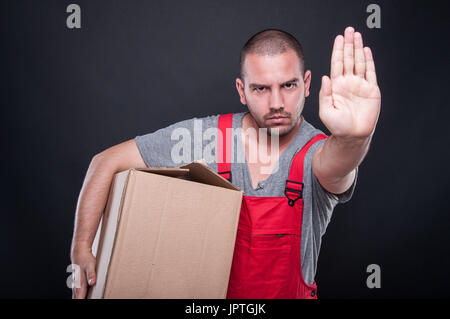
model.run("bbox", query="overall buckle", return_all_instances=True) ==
[218,170,232,183]
[284,180,304,207]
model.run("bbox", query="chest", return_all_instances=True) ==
[243,142,289,190]
[245,162,275,189]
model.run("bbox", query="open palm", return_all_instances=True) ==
[319,27,381,138]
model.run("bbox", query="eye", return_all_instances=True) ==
[253,87,266,92]
[284,83,297,89]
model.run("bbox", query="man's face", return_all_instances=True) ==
[236,49,311,137]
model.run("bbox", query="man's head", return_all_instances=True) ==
[236,29,311,137]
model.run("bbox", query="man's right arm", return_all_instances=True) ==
[70,138,147,299]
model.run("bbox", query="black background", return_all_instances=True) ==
[1,0,449,299]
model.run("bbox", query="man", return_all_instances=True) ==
[70,26,381,299]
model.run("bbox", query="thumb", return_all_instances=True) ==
[85,262,97,286]
[319,75,333,110]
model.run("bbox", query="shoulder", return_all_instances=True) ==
[288,116,328,158]
[298,117,327,170]
[300,116,328,141]
[134,112,225,167]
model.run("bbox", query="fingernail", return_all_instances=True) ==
[88,279,92,286]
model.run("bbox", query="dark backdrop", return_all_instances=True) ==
[1,0,449,299]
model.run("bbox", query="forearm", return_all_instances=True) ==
[313,134,371,193]
[70,154,117,255]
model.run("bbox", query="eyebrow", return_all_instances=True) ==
[248,77,300,89]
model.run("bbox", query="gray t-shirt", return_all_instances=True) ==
[135,111,357,286]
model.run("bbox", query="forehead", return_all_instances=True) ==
[243,50,301,83]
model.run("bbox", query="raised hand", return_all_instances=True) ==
[319,26,381,139]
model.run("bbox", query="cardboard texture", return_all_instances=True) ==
[87,162,243,299]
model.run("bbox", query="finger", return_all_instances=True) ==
[86,262,97,287]
[354,32,365,78]
[343,26,355,75]
[330,35,344,79]
[73,268,88,299]
[364,47,377,85]
[74,281,87,299]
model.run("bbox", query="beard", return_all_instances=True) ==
[248,101,304,138]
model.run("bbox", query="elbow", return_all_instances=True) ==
[90,148,124,174]
[316,168,356,195]
[89,151,114,172]
[90,152,104,169]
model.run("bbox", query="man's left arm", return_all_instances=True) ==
[312,26,381,195]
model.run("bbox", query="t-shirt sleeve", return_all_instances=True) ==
[312,165,358,204]
[135,114,219,168]
[307,138,358,236]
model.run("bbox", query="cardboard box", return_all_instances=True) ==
[87,161,243,299]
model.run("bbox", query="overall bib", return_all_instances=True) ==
[217,113,327,299]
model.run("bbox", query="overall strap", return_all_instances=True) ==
[284,133,328,206]
[217,113,233,182]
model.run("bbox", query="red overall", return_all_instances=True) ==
[217,113,327,299]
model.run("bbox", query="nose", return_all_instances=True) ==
[270,88,284,111]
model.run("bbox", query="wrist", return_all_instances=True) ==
[329,134,372,148]
[71,240,92,254]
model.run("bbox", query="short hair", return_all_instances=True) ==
[239,28,306,81]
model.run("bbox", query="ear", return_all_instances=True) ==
[236,78,247,105]
[303,70,312,98]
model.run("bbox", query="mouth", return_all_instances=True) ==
[267,115,289,124]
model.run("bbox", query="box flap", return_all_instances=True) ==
[180,162,241,192]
